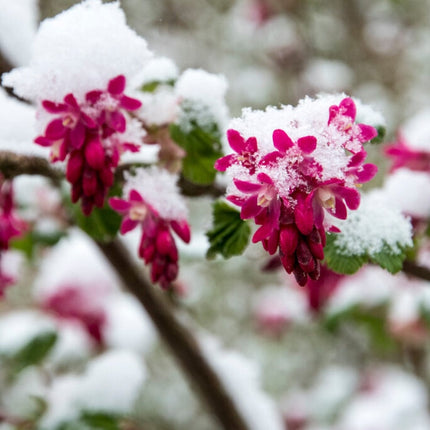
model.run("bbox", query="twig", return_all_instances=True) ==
[402,260,430,282]
[96,238,249,430]
[0,151,62,184]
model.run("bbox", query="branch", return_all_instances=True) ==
[96,238,250,430]
[0,151,62,184]
[402,260,430,282]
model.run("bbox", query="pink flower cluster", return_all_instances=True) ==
[35,75,142,215]
[109,169,191,288]
[0,177,26,296]
[216,97,377,285]
[384,133,430,173]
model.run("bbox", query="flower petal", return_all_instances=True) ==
[227,129,246,154]
[108,75,126,95]
[272,129,294,152]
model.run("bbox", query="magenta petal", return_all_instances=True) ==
[328,106,339,124]
[109,197,131,212]
[348,150,367,167]
[66,151,84,184]
[358,124,377,142]
[64,94,79,110]
[81,112,97,128]
[298,135,317,154]
[272,129,294,152]
[45,119,66,139]
[34,136,53,147]
[85,139,105,170]
[214,154,235,172]
[340,97,356,119]
[171,219,191,243]
[227,129,246,154]
[241,195,261,219]
[234,179,261,193]
[252,221,273,243]
[86,90,103,104]
[226,195,245,207]
[108,75,126,95]
[109,111,126,133]
[42,100,67,113]
[119,95,142,111]
[256,172,273,185]
[245,137,258,153]
[129,189,144,203]
[260,151,282,166]
[294,197,314,235]
[279,224,299,255]
[69,122,86,149]
[355,163,378,183]
[331,198,347,220]
[120,217,138,234]
[334,186,360,210]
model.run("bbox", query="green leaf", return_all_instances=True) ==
[141,79,175,93]
[170,123,223,185]
[206,201,251,259]
[80,412,120,430]
[324,234,367,275]
[73,204,121,242]
[324,232,410,276]
[370,125,386,144]
[11,231,65,259]
[12,331,57,372]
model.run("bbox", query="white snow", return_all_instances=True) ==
[381,169,430,219]
[401,108,430,152]
[132,56,179,87]
[123,166,188,221]
[175,68,229,132]
[76,349,146,414]
[332,192,413,257]
[0,0,38,66]
[200,335,284,430]
[2,0,152,103]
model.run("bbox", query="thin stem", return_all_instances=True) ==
[96,238,249,430]
[402,260,430,282]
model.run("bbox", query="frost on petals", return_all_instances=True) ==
[216,96,378,285]
[35,75,143,215]
[109,167,190,288]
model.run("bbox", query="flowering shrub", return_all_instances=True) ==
[1,1,430,430]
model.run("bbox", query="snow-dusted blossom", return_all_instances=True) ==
[109,167,191,288]
[216,96,378,285]
[2,0,152,215]
[0,177,26,297]
[36,75,143,215]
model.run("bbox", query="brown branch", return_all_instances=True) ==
[402,260,430,282]
[96,238,249,430]
[0,151,62,184]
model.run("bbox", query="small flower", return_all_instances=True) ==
[384,132,430,173]
[36,75,143,215]
[216,96,378,285]
[109,167,190,288]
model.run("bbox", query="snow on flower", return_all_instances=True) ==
[2,0,152,215]
[110,166,190,288]
[2,0,152,103]
[216,95,378,285]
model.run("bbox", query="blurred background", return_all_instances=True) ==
[1,1,430,429]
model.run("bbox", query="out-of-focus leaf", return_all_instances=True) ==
[80,412,120,430]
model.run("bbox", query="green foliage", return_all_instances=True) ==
[141,79,175,93]
[73,204,121,242]
[206,201,251,259]
[325,304,397,354]
[11,230,65,259]
[80,412,120,430]
[170,122,223,185]
[324,233,409,275]
[12,331,57,373]
[370,125,386,144]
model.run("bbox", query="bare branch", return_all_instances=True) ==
[96,238,249,430]
[402,260,430,283]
